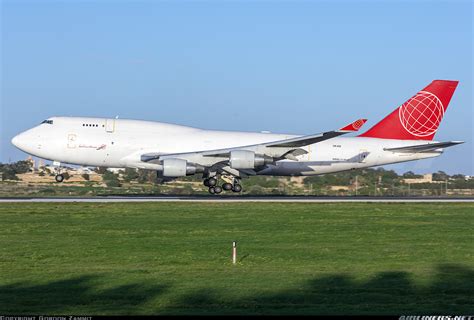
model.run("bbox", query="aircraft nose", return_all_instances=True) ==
[11,128,43,154]
[11,134,22,148]
[11,131,30,152]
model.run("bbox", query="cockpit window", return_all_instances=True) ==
[41,120,53,124]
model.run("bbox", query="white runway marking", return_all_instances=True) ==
[1,197,474,203]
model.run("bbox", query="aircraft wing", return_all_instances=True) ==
[265,121,365,148]
[141,119,367,165]
[384,141,464,153]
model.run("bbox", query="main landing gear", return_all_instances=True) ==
[55,174,64,183]
[204,176,242,194]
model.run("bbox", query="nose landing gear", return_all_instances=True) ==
[53,161,65,183]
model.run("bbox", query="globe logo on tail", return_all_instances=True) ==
[398,91,444,137]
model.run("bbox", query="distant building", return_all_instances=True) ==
[107,167,125,174]
[75,167,98,175]
[25,156,35,171]
[330,185,350,191]
[403,173,441,184]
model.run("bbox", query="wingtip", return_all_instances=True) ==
[339,118,367,132]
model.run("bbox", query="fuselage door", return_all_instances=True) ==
[105,119,115,133]
[67,134,77,148]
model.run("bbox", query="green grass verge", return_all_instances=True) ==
[0,203,472,315]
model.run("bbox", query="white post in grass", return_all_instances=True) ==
[232,241,237,265]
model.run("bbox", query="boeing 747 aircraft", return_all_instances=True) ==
[11,80,463,194]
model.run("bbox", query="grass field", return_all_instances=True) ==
[0,202,473,315]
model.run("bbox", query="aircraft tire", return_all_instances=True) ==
[208,187,216,194]
[208,178,217,186]
[232,184,242,192]
[55,174,64,183]
[203,179,210,187]
[222,183,233,191]
[214,186,223,194]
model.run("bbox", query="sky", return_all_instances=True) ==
[1,0,473,175]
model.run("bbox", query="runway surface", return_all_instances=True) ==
[1,196,474,203]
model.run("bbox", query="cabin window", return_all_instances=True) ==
[41,120,53,125]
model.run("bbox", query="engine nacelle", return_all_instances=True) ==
[229,150,271,169]
[162,158,201,177]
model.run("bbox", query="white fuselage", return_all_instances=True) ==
[12,117,440,176]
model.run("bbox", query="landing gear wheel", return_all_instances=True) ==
[55,174,64,183]
[214,186,223,194]
[222,183,233,191]
[208,177,217,187]
[203,179,210,187]
[208,187,216,194]
[232,184,242,193]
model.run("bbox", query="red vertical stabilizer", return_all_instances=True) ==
[359,80,458,140]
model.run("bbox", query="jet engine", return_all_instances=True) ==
[162,158,202,177]
[229,150,272,169]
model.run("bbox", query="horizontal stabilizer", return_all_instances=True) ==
[384,141,464,153]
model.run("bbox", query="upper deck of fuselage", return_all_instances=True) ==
[43,116,296,140]
[45,116,199,133]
